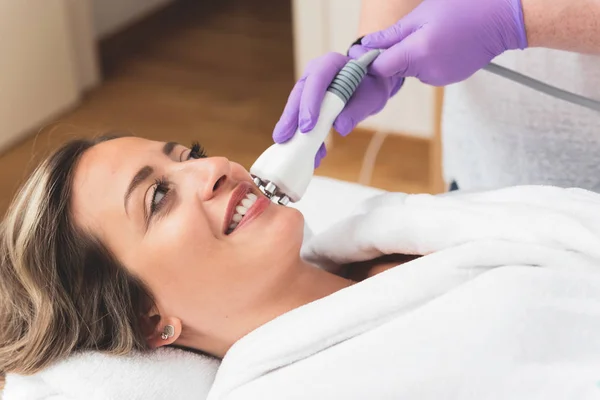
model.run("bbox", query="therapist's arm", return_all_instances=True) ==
[523,0,600,53]
[357,0,423,36]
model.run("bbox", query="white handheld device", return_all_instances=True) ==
[250,49,381,205]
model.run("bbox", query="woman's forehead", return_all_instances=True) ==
[81,136,163,174]
[70,137,161,225]
[76,138,151,186]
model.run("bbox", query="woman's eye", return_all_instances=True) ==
[153,187,166,206]
[188,142,207,160]
[150,182,169,215]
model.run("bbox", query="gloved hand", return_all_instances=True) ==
[272,45,404,168]
[362,0,528,86]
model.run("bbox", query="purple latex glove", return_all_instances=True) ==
[272,45,404,168]
[362,0,528,86]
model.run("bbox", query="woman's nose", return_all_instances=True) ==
[180,156,232,201]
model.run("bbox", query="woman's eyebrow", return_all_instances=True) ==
[123,142,180,216]
[124,166,154,216]
[162,141,178,156]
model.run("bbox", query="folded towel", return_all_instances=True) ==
[4,348,219,400]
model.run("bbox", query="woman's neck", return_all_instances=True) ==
[272,260,356,316]
[184,260,354,359]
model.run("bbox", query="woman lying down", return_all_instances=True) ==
[2,135,600,400]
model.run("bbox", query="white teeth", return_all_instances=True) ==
[227,191,259,234]
[241,198,253,208]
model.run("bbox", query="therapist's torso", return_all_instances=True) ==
[442,48,600,192]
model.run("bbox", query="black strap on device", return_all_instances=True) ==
[347,36,365,55]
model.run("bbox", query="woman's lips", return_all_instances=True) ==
[233,196,270,233]
[223,182,269,235]
[223,183,251,234]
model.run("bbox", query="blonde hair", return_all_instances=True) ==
[0,136,157,377]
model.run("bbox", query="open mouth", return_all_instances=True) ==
[226,192,258,234]
[223,183,265,235]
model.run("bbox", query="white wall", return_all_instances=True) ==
[291,0,329,73]
[292,0,435,138]
[65,0,100,90]
[0,0,80,151]
[92,0,174,38]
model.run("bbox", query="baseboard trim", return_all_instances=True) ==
[353,127,432,142]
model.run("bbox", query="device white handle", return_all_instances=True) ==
[285,91,345,159]
[250,91,346,202]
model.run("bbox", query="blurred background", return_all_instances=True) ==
[0,0,444,216]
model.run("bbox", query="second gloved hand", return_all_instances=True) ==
[362,0,528,86]
[272,45,404,168]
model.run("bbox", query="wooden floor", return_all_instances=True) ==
[0,0,430,216]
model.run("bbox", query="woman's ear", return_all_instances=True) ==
[146,316,183,349]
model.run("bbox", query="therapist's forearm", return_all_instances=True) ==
[358,0,423,36]
[523,0,600,53]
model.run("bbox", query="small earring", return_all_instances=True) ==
[161,325,175,341]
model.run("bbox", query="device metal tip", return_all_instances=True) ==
[264,181,277,195]
[277,195,290,206]
[250,175,292,205]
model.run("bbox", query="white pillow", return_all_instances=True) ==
[4,347,219,400]
[3,177,385,400]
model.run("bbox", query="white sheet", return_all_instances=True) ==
[205,186,600,400]
[2,176,381,400]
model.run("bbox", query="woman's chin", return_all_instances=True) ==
[264,204,304,238]
[252,204,304,256]
[235,204,304,251]
[224,205,305,285]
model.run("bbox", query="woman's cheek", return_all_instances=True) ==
[164,205,220,243]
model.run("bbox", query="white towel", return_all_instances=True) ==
[204,185,600,399]
[3,348,219,400]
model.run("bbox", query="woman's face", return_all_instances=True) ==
[71,137,305,349]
